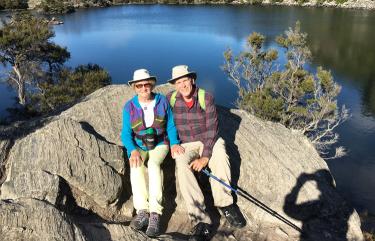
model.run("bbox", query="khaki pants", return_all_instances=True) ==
[130,144,169,215]
[175,138,233,224]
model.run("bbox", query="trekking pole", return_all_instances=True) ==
[201,168,302,233]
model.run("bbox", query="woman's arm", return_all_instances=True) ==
[120,106,137,158]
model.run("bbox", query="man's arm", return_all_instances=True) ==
[201,92,218,159]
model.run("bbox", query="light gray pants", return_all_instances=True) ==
[175,138,233,224]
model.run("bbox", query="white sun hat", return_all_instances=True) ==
[128,69,157,86]
[167,65,197,84]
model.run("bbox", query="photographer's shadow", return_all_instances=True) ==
[283,169,354,241]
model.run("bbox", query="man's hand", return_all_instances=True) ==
[129,150,143,168]
[189,157,209,172]
[171,144,185,158]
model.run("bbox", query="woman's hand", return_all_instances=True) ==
[171,144,185,158]
[129,150,143,168]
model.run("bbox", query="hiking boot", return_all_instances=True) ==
[145,212,161,237]
[130,209,149,231]
[188,222,212,241]
[220,204,246,228]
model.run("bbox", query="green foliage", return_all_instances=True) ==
[28,64,111,114]
[300,76,315,93]
[335,0,348,4]
[223,21,349,158]
[39,0,75,14]
[295,0,308,4]
[249,0,263,5]
[0,0,28,10]
[0,13,53,54]
[241,89,284,121]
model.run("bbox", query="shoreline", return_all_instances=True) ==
[76,2,375,11]
[24,0,375,13]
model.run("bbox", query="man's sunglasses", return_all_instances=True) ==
[135,83,153,89]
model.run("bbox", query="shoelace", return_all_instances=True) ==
[148,213,159,229]
[136,210,148,222]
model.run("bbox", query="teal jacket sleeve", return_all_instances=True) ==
[166,102,180,146]
[120,106,137,158]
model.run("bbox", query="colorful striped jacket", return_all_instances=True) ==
[121,93,180,157]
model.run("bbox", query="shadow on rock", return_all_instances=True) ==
[161,152,178,232]
[58,177,113,241]
[283,169,355,241]
[79,121,115,144]
[217,106,242,202]
[116,150,132,210]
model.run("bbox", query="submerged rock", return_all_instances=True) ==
[0,84,364,240]
[49,17,64,25]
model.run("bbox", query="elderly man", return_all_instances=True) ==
[167,65,246,241]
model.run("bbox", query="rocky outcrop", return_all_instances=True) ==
[0,84,364,240]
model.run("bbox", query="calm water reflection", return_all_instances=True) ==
[1,5,374,213]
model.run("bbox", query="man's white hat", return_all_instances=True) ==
[168,65,197,84]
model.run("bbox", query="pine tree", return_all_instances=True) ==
[0,13,70,106]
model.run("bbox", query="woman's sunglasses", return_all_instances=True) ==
[135,83,153,89]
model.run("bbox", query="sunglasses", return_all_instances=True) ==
[135,83,153,89]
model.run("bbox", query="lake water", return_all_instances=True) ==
[1,5,375,214]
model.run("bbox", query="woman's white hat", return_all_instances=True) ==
[128,69,157,86]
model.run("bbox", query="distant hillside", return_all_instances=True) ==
[25,0,375,11]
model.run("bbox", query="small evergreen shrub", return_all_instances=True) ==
[223,22,349,158]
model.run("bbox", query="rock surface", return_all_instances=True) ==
[0,198,87,241]
[1,118,125,208]
[0,84,364,240]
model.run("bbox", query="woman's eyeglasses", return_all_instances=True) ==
[135,83,153,89]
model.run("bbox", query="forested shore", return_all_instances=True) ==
[1,0,374,13]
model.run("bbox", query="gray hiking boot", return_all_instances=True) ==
[145,212,161,237]
[130,209,149,231]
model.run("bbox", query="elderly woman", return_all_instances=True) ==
[121,69,183,237]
